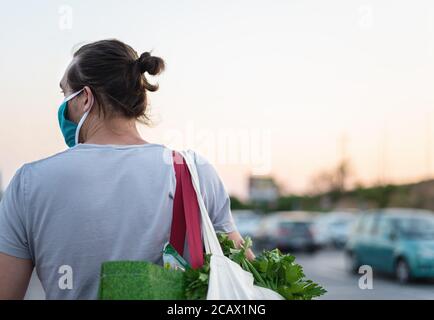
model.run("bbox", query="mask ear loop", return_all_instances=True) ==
[64,88,84,103]
[75,90,94,145]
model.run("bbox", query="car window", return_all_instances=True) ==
[392,216,434,239]
[370,217,379,235]
[357,214,377,235]
[375,217,392,238]
[355,216,367,234]
[280,222,311,235]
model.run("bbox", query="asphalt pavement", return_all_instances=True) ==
[24,249,434,300]
[296,249,434,300]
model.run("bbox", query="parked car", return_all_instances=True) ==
[345,208,434,283]
[232,210,262,238]
[254,212,318,253]
[314,212,358,249]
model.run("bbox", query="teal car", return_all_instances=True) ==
[346,209,434,283]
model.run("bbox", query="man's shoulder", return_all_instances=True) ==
[23,148,75,171]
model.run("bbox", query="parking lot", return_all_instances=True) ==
[297,249,434,300]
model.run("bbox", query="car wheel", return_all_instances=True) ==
[395,259,411,284]
[346,251,360,274]
[307,246,317,254]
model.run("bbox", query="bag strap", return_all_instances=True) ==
[169,151,204,269]
[179,150,224,256]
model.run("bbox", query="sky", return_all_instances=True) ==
[0,0,434,198]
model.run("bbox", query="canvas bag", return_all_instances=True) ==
[179,150,284,300]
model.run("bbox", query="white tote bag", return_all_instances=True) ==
[180,151,284,300]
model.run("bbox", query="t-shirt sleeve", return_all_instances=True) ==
[0,165,31,259]
[191,151,237,234]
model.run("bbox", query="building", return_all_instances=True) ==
[248,176,279,205]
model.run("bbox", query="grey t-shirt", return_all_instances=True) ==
[0,143,236,299]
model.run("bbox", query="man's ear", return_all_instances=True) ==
[82,86,95,112]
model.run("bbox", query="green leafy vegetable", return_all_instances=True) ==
[184,254,210,300]
[184,234,326,300]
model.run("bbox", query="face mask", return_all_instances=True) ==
[57,88,93,147]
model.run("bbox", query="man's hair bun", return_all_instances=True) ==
[137,52,165,75]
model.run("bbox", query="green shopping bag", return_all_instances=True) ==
[98,151,204,300]
[98,260,187,300]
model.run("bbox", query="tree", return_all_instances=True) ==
[309,159,352,195]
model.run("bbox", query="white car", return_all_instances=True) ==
[232,210,263,238]
[313,212,358,248]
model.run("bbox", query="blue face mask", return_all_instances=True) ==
[57,89,92,147]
